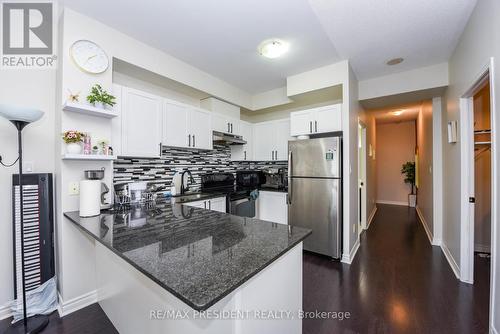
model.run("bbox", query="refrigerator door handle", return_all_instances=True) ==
[288,150,292,204]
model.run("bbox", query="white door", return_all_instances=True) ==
[209,197,226,213]
[212,113,231,134]
[228,118,239,135]
[258,191,288,224]
[190,108,212,150]
[163,101,189,149]
[253,122,274,161]
[315,104,342,133]
[121,87,162,157]
[231,121,253,161]
[290,110,313,136]
[274,119,291,160]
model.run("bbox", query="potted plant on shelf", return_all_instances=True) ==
[401,161,416,207]
[86,84,116,109]
[62,130,85,154]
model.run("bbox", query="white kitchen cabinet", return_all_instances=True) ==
[231,120,253,161]
[257,191,288,225]
[290,104,342,136]
[189,107,213,150]
[253,119,290,161]
[212,112,239,135]
[121,87,163,157]
[184,196,226,212]
[162,102,212,150]
[163,101,189,149]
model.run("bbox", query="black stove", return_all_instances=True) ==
[200,172,264,217]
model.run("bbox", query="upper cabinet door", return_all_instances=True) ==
[253,122,274,161]
[315,104,342,133]
[163,101,189,149]
[290,110,313,136]
[231,120,253,161]
[212,113,230,133]
[189,107,212,150]
[274,119,291,160]
[121,87,162,157]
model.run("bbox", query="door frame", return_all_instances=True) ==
[358,121,368,232]
[459,57,497,334]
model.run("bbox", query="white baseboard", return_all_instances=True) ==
[366,206,377,229]
[474,243,491,253]
[341,238,360,264]
[416,206,435,246]
[376,200,408,206]
[441,242,460,280]
[57,290,98,317]
[0,303,12,321]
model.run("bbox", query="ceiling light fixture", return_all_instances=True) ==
[386,57,404,66]
[258,39,289,59]
[392,110,404,116]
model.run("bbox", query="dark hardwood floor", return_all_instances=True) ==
[303,204,491,334]
[0,204,490,334]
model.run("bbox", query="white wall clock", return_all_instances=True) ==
[70,40,109,74]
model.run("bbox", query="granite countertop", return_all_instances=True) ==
[64,201,310,311]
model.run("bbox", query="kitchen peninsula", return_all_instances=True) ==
[64,201,310,334]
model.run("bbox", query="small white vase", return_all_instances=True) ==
[93,101,105,109]
[408,194,417,207]
[66,142,82,154]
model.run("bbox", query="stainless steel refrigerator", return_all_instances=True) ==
[288,136,342,259]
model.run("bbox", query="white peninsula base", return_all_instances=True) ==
[95,242,303,334]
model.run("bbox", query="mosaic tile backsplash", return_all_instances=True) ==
[113,144,287,191]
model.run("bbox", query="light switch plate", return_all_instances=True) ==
[23,161,34,173]
[69,182,79,195]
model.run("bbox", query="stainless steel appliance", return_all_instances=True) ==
[288,136,342,259]
[262,167,286,190]
[201,171,263,218]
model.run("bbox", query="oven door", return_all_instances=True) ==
[230,197,255,218]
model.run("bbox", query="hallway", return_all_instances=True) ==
[303,204,490,334]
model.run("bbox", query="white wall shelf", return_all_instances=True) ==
[62,154,116,161]
[63,102,118,118]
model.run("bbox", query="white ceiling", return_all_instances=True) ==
[63,0,476,94]
[369,103,421,124]
[62,0,341,94]
[309,0,476,80]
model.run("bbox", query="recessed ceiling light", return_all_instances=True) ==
[258,39,289,59]
[392,110,404,116]
[386,57,404,66]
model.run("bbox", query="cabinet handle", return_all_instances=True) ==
[227,123,230,133]
[315,120,318,133]
[230,123,233,133]
[159,142,162,156]
[275,150,278,160]
[271,151,274,160]
[244,151,247,160]
[310,121,312,133]
[188,134,191,147]
[193,134,196,147]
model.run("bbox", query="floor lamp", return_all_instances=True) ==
[0,105,48,334]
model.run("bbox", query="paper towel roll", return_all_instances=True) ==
[79,180,101,217]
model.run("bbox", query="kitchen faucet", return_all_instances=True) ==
[180,170,195,194]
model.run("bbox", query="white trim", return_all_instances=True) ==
[441,242,461,280]
[0,303,12,321]
[416,206,435,246]
[57,290,98,317]
[366,205,377,229]
[341,238,360,264]
[492,324,498,334]
[474,244,491,253]
[376,200,407,206]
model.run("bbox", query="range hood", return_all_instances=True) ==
[212,131,247,145]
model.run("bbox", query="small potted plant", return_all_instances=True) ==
[401,161,416,207]
[86,84,116,109]
[92,145,99,155]
[62,130,84,154]
[97,139,108,155]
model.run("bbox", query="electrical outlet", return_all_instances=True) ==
[69,182,79,195]
[24,161,34,173]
